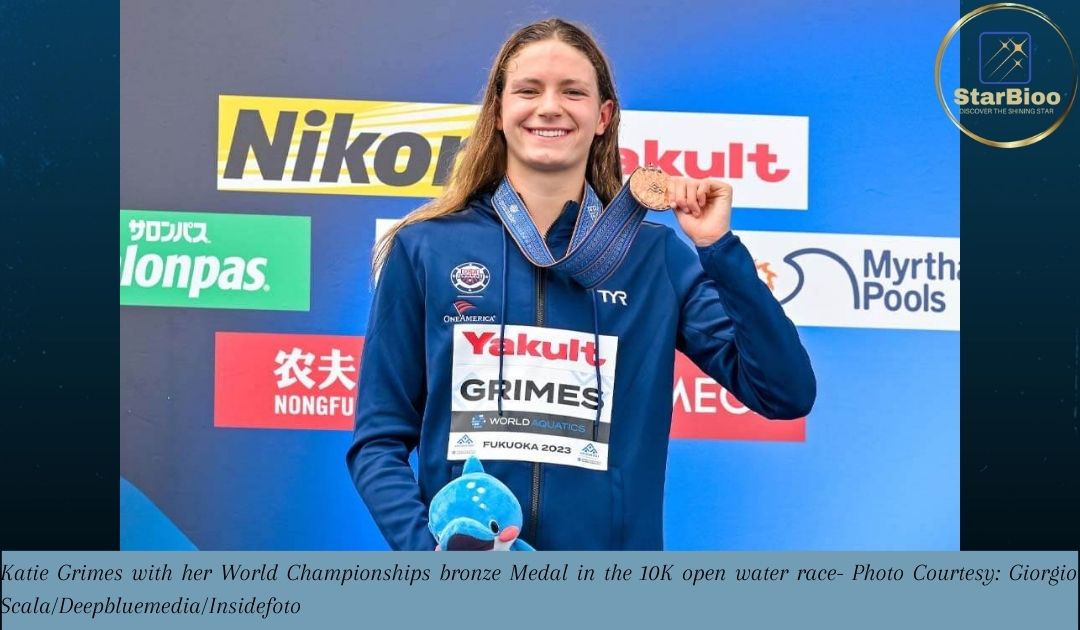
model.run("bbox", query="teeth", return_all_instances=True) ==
[532,129,568,138]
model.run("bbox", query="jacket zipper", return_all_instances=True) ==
[528,265,546,543]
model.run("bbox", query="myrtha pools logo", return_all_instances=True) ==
[738,231,960,331]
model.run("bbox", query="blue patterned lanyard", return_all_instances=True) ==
[491,177,649,288]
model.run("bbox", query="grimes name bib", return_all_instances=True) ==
[447,324,618,471]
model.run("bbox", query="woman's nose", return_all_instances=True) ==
[536,90,563,116]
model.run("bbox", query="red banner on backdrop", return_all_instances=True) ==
[214,332,364,431]
[670,352,805,442]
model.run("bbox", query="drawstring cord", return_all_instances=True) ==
[591,290,603,442]
[498,229,508,418]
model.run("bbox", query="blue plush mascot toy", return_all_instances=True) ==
[429,456,536,551]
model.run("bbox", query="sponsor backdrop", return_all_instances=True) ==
[121,0,959,550]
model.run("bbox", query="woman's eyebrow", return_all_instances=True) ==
[508,77,591,88]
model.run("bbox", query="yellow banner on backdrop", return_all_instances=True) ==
[217,95,479,197]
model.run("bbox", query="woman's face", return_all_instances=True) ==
[498,40,613,177]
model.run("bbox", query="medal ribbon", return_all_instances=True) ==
[491,177,650,288]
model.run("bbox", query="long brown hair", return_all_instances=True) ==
[372,17,622,276]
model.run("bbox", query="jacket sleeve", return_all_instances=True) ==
[345,236,437,550]
[667,229,816,419]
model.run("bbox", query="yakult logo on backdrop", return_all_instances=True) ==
[737,230,960,331]
[220,96,808,210]
[214,332,364,430]
[619,110,808,210]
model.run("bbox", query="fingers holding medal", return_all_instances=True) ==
[628,167,732,217]
[628,166,733,246]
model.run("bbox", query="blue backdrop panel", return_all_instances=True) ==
[120,0,958,550]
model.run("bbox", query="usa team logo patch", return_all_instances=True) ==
[450,262,490,294]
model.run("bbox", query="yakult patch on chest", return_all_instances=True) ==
[448,324,618,471]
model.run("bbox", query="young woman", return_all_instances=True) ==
[346,18,816,551]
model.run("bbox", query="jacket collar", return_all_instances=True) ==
[471,190,582,258]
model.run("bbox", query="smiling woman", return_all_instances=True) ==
[370,18,625,269]
[347,17,816,551]
[497,39,614,233]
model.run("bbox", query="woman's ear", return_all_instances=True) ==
[596,99,614,135]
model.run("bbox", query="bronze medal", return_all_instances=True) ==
[628,166,671,211]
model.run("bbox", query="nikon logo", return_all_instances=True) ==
[218,95,478,197]
[120,210,310,311]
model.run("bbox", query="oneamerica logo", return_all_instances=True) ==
[444,299,496,324]
[444,313,497,324]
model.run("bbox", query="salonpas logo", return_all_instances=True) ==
[120,210,310,311]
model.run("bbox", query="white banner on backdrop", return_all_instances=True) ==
[738,230,960,331]
[619,110,809,210]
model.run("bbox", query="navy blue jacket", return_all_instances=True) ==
[346,191,816,550]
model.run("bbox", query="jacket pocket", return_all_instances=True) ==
[610,467,625,549]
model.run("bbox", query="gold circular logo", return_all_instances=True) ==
[934,3,1077,148]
